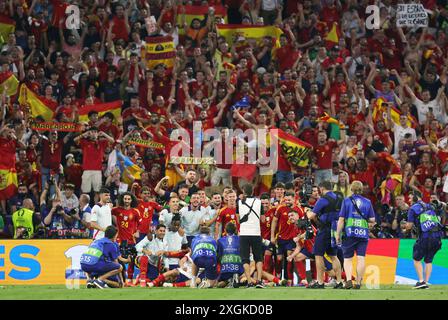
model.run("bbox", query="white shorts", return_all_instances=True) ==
[81,170,102,193]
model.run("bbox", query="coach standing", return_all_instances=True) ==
[238,184,264,289]
[336,181,376,289]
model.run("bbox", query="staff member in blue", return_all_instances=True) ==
[217,222,243,288]
[307,181,344,289]
[406,191,443,289]
[336,181,376,289]
[80,225,130,289]
[190,225,219,288]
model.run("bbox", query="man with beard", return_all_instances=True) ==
[173,169,199,196]
[180,192,208,246]
[112,192,140,286]
[202,192,223,235]
[270,192,302,283]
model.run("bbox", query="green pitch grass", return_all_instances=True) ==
[1,285,448,300]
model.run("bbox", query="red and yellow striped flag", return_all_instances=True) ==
[78,100,122,123]
[324,22,342,48]
[372,97,417,128]
[0,15,15,43]
[0,166,18,200]
[318,112,345,128]
[141,36,176,70]
[0,71,19,96]
[216,24,283,48]
[177,5,227,36]
[18,84,58,121]
[271,129,313,168]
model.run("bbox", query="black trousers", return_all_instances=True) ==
[240,235,263,264]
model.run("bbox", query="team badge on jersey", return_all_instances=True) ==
[124,216,128,221]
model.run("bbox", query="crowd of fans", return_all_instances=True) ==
[1,0,448,241]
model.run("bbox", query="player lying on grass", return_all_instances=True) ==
[147,252,205,287]
[236,259,288,287]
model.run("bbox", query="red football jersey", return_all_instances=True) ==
[274,205,300,240]
[112,207,140,244]
[216,206,240,236]
[261,207,276,240]
[136,200,163,234]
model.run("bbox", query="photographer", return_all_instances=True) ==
[306,181,344,289]
[43,199,74,239]
[391,195,411,238]
[12,199,41,239]
[81,225,130,289]
[406,191,444,289]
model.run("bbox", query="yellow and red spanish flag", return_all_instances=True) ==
[0,15,15,44]
[271,129,313,168]
[0,166,17,200]
[177,4,227,35]
[0,71,19,96]
[78,100,122,123]
[216,24,283,48]
[18,84,58,121]
[324,22,342,48]
[141,36,176,70]
[372,97,417,128]
[318,112,345,129]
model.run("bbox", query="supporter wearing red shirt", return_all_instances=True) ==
[64,154,83,192]
[108,4,130,42]
[276,31,301,74]
[314,131,343,185]
[74,128,114,194]
[215,190,239,238]
[41,131,65,189]
[321,46,344,70]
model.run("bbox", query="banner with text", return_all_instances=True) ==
[396,4,428,28]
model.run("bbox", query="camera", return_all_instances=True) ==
[48,176,56,186]
[120,240,137,260]
[431,200,446,217]
[68,208,78,216]
[296,219,314,240]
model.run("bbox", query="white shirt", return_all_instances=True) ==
[135,236,167,266]
[90,203,112,240]
[159,209,175,227]
[414,98,446,125]
[180,206,208,237]
[204,205,219,236]
[262,0,278,11]
[238,197,262,236]
[393,123,417,155]
[163,230,188,266]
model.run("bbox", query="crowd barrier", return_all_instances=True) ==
[0,239,447,285]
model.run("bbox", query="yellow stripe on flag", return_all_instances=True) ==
[177,5,227,36]
[78,101,122,123]
[0,73,19,96]
[141,36,176,70]
[0,16,15,43]
[325,22,340,44]
[216,24,283,48]
[18,84,57,121]
[271,129,313,168]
